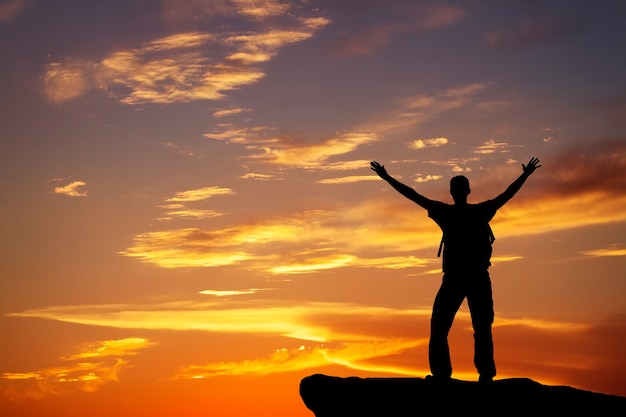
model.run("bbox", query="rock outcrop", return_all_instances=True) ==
[300,374,626,416]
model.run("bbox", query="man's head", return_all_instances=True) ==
[450,175,470,203]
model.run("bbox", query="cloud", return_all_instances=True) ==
[537,139,626,198]
[246,132,378,168]
[414,174,443,183]
[485,15,578,49]
[0,0,28,21]
[408,137,449,150]
[231,0,289,18]
[199,288,272,297]
[165,186,235,202]
[207,127,377,167]
[1,338,152,399]
[213,107,251,118]
[580,245,626,258]
[163,141,204,157]
[360,84,487,136]
[327,2,466,57]
[9,300,622,393]
[317,175,380,184]
[157,186,234,221]
[53,181,88,197]
[240,172,275,180]
[174,338,424,379]
[157,205,225,221]
[472,139,520,155]
[118,139,626,273]
[42,9,330,105]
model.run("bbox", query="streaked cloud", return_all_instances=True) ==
[157,205,225,221]
[580,246,626,258]
[317,175,380,184]
[157,186,234,221]
[53,181,88,197]
[165,186,235,202]
[360,84,486,136]
[231,0,290,18]
[240,172,275,180]
[8,300,616,388]
[175,338,424,379]
[1,338,152,399]
[163,141,204,157]
[472,139,519,154]
[213,107,251,118]
[7,301,433,343]
[119,139,626,271]
[199,288,271,297]
[246,132,377,168]
[269,254,356,274]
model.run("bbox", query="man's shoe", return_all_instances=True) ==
[426,374,451,383]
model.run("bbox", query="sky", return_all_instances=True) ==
[1,0,625,415]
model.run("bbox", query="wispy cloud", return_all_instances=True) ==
[486,15,577,49]
[1,338,152,399]
[580,245,626,258]
[213,107,251,118]
[0,0,28,22]
[157,186,234,221]
[199,288,271,297]
[163,141,204,157]
[231,0,290,18]
[166,186,235,202]
[8,300,617,389]
[246,132,378,168]
[472,139,520,154]
[53,181,88,197]
[317,175,380,184]
[42,8,330,105]
[360,84,487,136]
[175,338,424,379]
[328,2,466,57]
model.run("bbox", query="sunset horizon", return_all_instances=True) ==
[1,1,625,416]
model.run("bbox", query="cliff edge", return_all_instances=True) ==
[300,374,626,416]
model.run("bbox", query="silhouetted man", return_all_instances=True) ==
[370,157,541,382]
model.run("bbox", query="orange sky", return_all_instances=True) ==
[1,1,625,416]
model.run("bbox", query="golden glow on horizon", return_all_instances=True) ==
[174,339,426,379]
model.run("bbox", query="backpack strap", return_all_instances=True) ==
[437,233,444,257]
[487,224,495,244]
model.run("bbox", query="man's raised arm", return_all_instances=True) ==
[370,161,434,210]
[491,157,541,209]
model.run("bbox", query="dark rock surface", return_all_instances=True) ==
[300,374,626,416]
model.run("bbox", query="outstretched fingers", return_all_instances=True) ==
[523,157,542,174]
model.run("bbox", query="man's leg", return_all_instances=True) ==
[467,271,496,381]
[429,274,465,379]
